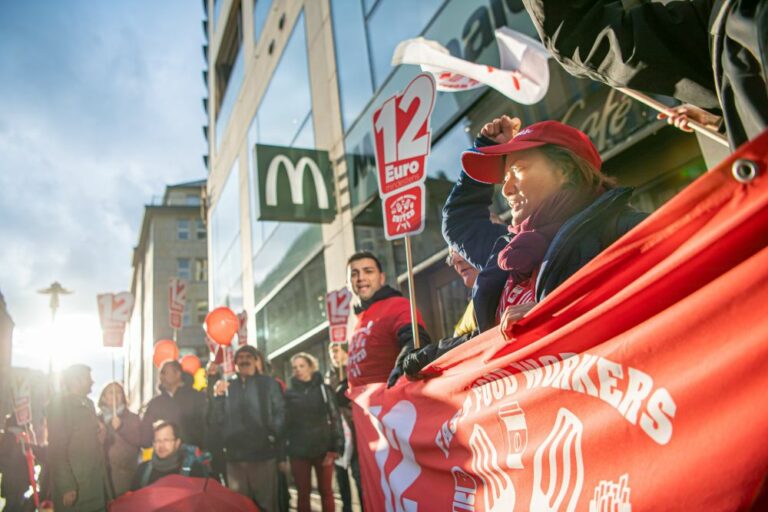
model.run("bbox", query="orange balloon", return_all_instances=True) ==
[180,354,201,375]
[205,307,239,346]
[153,339,179,368]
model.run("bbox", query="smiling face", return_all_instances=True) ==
[348,257,386,301]
[502,149,567,226]
[447,250,479,289]
[235,352,257,377]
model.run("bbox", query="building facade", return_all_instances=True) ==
[203,0,709,381]
[125,180,209,411]
[0,290,14,419]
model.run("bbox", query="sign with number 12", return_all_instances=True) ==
[372,73,436,240]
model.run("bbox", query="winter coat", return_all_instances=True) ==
[347,286,431,386]
[140,384,207,449]
[0,427,30,501]
[521,0,768,148]
[208,373,286,462]
[285,372,344,459]
[130,450,207,490]
[443,171,647,333]
[98,408,141,498]
[47,393,107,512]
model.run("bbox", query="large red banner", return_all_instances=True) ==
[350,131,768,511]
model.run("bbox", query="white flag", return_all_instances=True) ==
[391,27,550,105]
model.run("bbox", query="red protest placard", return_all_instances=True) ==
[168,277,188,329]
[372,73,436,196]
[326,288,352,343]
[382,184,425,240]
[97,292,134,347]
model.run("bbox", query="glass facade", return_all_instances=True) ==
[255,254,327,355]
[211,161,243,309]
[247,11,327,352]
[253,0,273,45]
[215,45,244,151]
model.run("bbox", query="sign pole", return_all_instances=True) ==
[404,236,421,349]
[617,87,729,147]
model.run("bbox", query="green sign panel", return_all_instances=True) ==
[254,144,336,223]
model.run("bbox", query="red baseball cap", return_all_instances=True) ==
[461,121,602,184]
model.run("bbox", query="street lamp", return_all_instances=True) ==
[37,281,73,374]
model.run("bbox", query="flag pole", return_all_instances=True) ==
[404,236,421,349]
[617,87,729,147]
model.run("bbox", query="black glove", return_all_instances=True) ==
[402,343,439,377]
[386,365,404,388]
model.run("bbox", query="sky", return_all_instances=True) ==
[0,1,207,396]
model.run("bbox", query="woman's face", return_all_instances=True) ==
[101,384,124,407]
[291,357,313,382]
[502,149,567,226]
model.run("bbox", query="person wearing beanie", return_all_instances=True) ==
[209,344,285,512]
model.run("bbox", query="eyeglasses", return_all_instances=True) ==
[153,437,177,445]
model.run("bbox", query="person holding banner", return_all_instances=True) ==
[520,0,767,149]
[346,251,432,388]
[285,353,344,512]
[437,116,646,342]
[97,382,141,499]
[140,360,207,451]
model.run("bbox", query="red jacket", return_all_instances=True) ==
[347,286,428,387]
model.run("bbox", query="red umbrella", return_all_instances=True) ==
[109,475,260,512]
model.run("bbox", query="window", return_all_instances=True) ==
[195,258,208,282]
[182,303,191,327]
[177,258,191,280]
[177,219,190,240]
[196,301,208,325]
[215,4,245,149]
[196,219,206,240]
[366,0,443,88]
[186,194,201,206]
[256,254,327,354]
[253,0,273,44]
[211,162,242,307]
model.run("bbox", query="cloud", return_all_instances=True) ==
[0,0,207,349]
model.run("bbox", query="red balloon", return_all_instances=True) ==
[153,339,179,368]
[180,354,201,375]
[205,307,239,346]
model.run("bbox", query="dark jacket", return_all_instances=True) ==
[443,171,647,333]
[141,384,207,449]
[285,372,344,459]
[324,369,353,435]
[208,373,286,462]
[0,427,30,502]
[130,451,207,490]
[98,408,141,498]
[521,0,768,148]
[47,393,107,512]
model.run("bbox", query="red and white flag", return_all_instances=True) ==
[392,27,550,104]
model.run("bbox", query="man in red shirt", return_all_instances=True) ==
[346,251,431,388]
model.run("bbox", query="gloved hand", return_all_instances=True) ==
[402,343,439,378]
[386,365,404,388]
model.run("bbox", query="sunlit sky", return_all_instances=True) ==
[0,2,207,397]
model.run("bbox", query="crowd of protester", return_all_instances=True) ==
[0,1,765,509]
